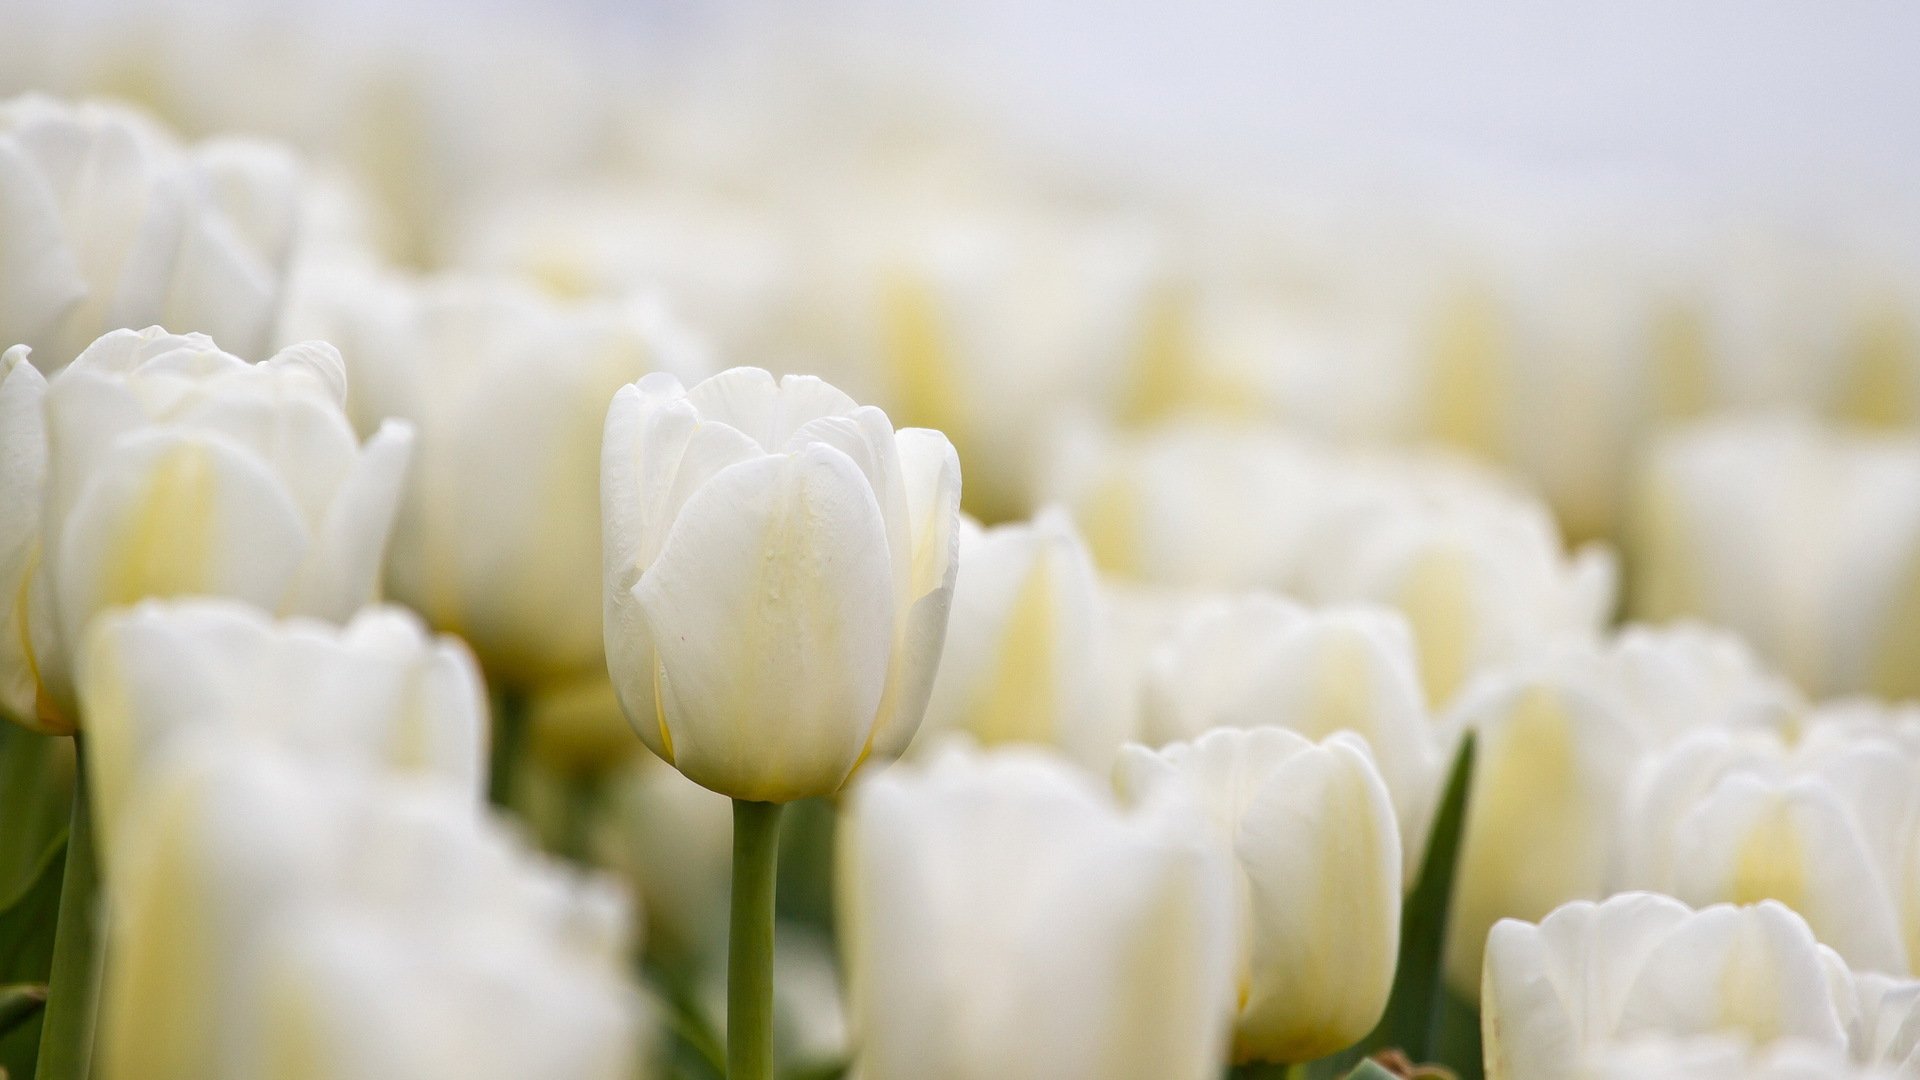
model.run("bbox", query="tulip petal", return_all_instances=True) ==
[636,444,894,800]
[0,353,49,726]
[286,418,413,621]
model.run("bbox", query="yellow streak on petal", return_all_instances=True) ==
[1727,800,1809,914]
[1426,287,1505,459]
[1397,548,1474,708]
[967,553,1057,748]
[98,442,217,611]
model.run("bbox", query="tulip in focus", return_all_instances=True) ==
[1481,892,1920,1080]
[601,366,961,803]
[98,740,645,1080]
[914,508,1129,771]
[280,264,708,687]
[1114,727,1402,1064]
[0,328,412,731]
[78,598,487,858]
[0,95,300,374]
[839,744,1237,1080]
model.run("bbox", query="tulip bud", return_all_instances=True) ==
[601,366,961,802]
[0,328,412,732]
[1138,593,1446,884]
[77,598,487,860]
[1116,727,1402,1064]
[0,95,300,373]
[839,745,1237,1080]
[915,508,1129,771]
[98,740,644,1080]
[1299,469,1617,707]
[1632,415,1920,700]
[1482,893,1890,1080]
[280,265,708,687]
[1618,704,1920,977]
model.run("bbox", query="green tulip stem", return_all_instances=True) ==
[38,734,99,1080]
[727,799,785,1080]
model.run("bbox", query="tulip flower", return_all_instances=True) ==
[1632,415,1920,700]
[1137,593,1446,884]
[0,328,412,732]
[1617,705,1920,976]
[281,264,708,687]
[915,508,1130,771]
[840,744,1237,1080]
[1115,726,1402,1064]
[1298,467,1617,707]
[601,366,961,803]
[602,365,959,1079]
[1580,1037,1901,1080]
[98,739,643,1080]
[1481,893,1915,1080]
[0,95,300,374]
[77,598,487,859]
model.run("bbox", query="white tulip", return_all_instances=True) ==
[280,263,707,686]
[1115,727,1402,1064]
[1580,1037,1904,1080]
[839,744,1236,1080]
[915,509,1129,771]
[0,95,300,374]
[77,598,486,859]
[601,366,960,802]
[1044,420,1331,591]
[98,740,644,1080]
[593,750,736,963]
[1298,464,1617,707]
[1618,704,1920,976]
[1137,593,1446,884]
[1482,893,1920,1080]
[0,328,411,731]
[1632,415,1920,700]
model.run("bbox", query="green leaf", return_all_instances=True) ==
[1344,1062,1401,1080]
[0,830,66,1078]
[0,727,73,907]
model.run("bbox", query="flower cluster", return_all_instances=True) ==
[0,9,1917,1080]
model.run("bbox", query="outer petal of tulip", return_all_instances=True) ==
[635,445,896,802]
[0,349,49,727]
[841,745,1236,1080]
[78,598,486,861]
[1117,727,1402,1064]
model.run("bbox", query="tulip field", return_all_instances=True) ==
[0,4,1918,1080]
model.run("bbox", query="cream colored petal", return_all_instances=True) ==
[51,430,310,703]
[0,353,49,726]
[0,138,87,361]
[285,418,413,622]
[1236,735,1402,1063]
[636,446,894,801]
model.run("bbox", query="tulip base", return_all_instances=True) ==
[37,735,99,1080]
[728,799,785,1080]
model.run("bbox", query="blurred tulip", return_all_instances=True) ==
[1632,415,1920,700]
[1137,593,1446,883]
[1045,420,1330,590]
[77,598,486,859]
[0,328,411,732]
[1115,727,1402,1064]
[1481,893,1920,1080]
[1442,651,1650,999]
[0,95,300,374]
[281,264,707,687]
[1618,704,1920,976]
[1298,462,1617,707]
[839,744,1236,1080]
[601,366,960,802]
[1580,1036,1902,1080]
[914,509,1128,771]
[98,740,644,1080]
[592,751,735,964]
